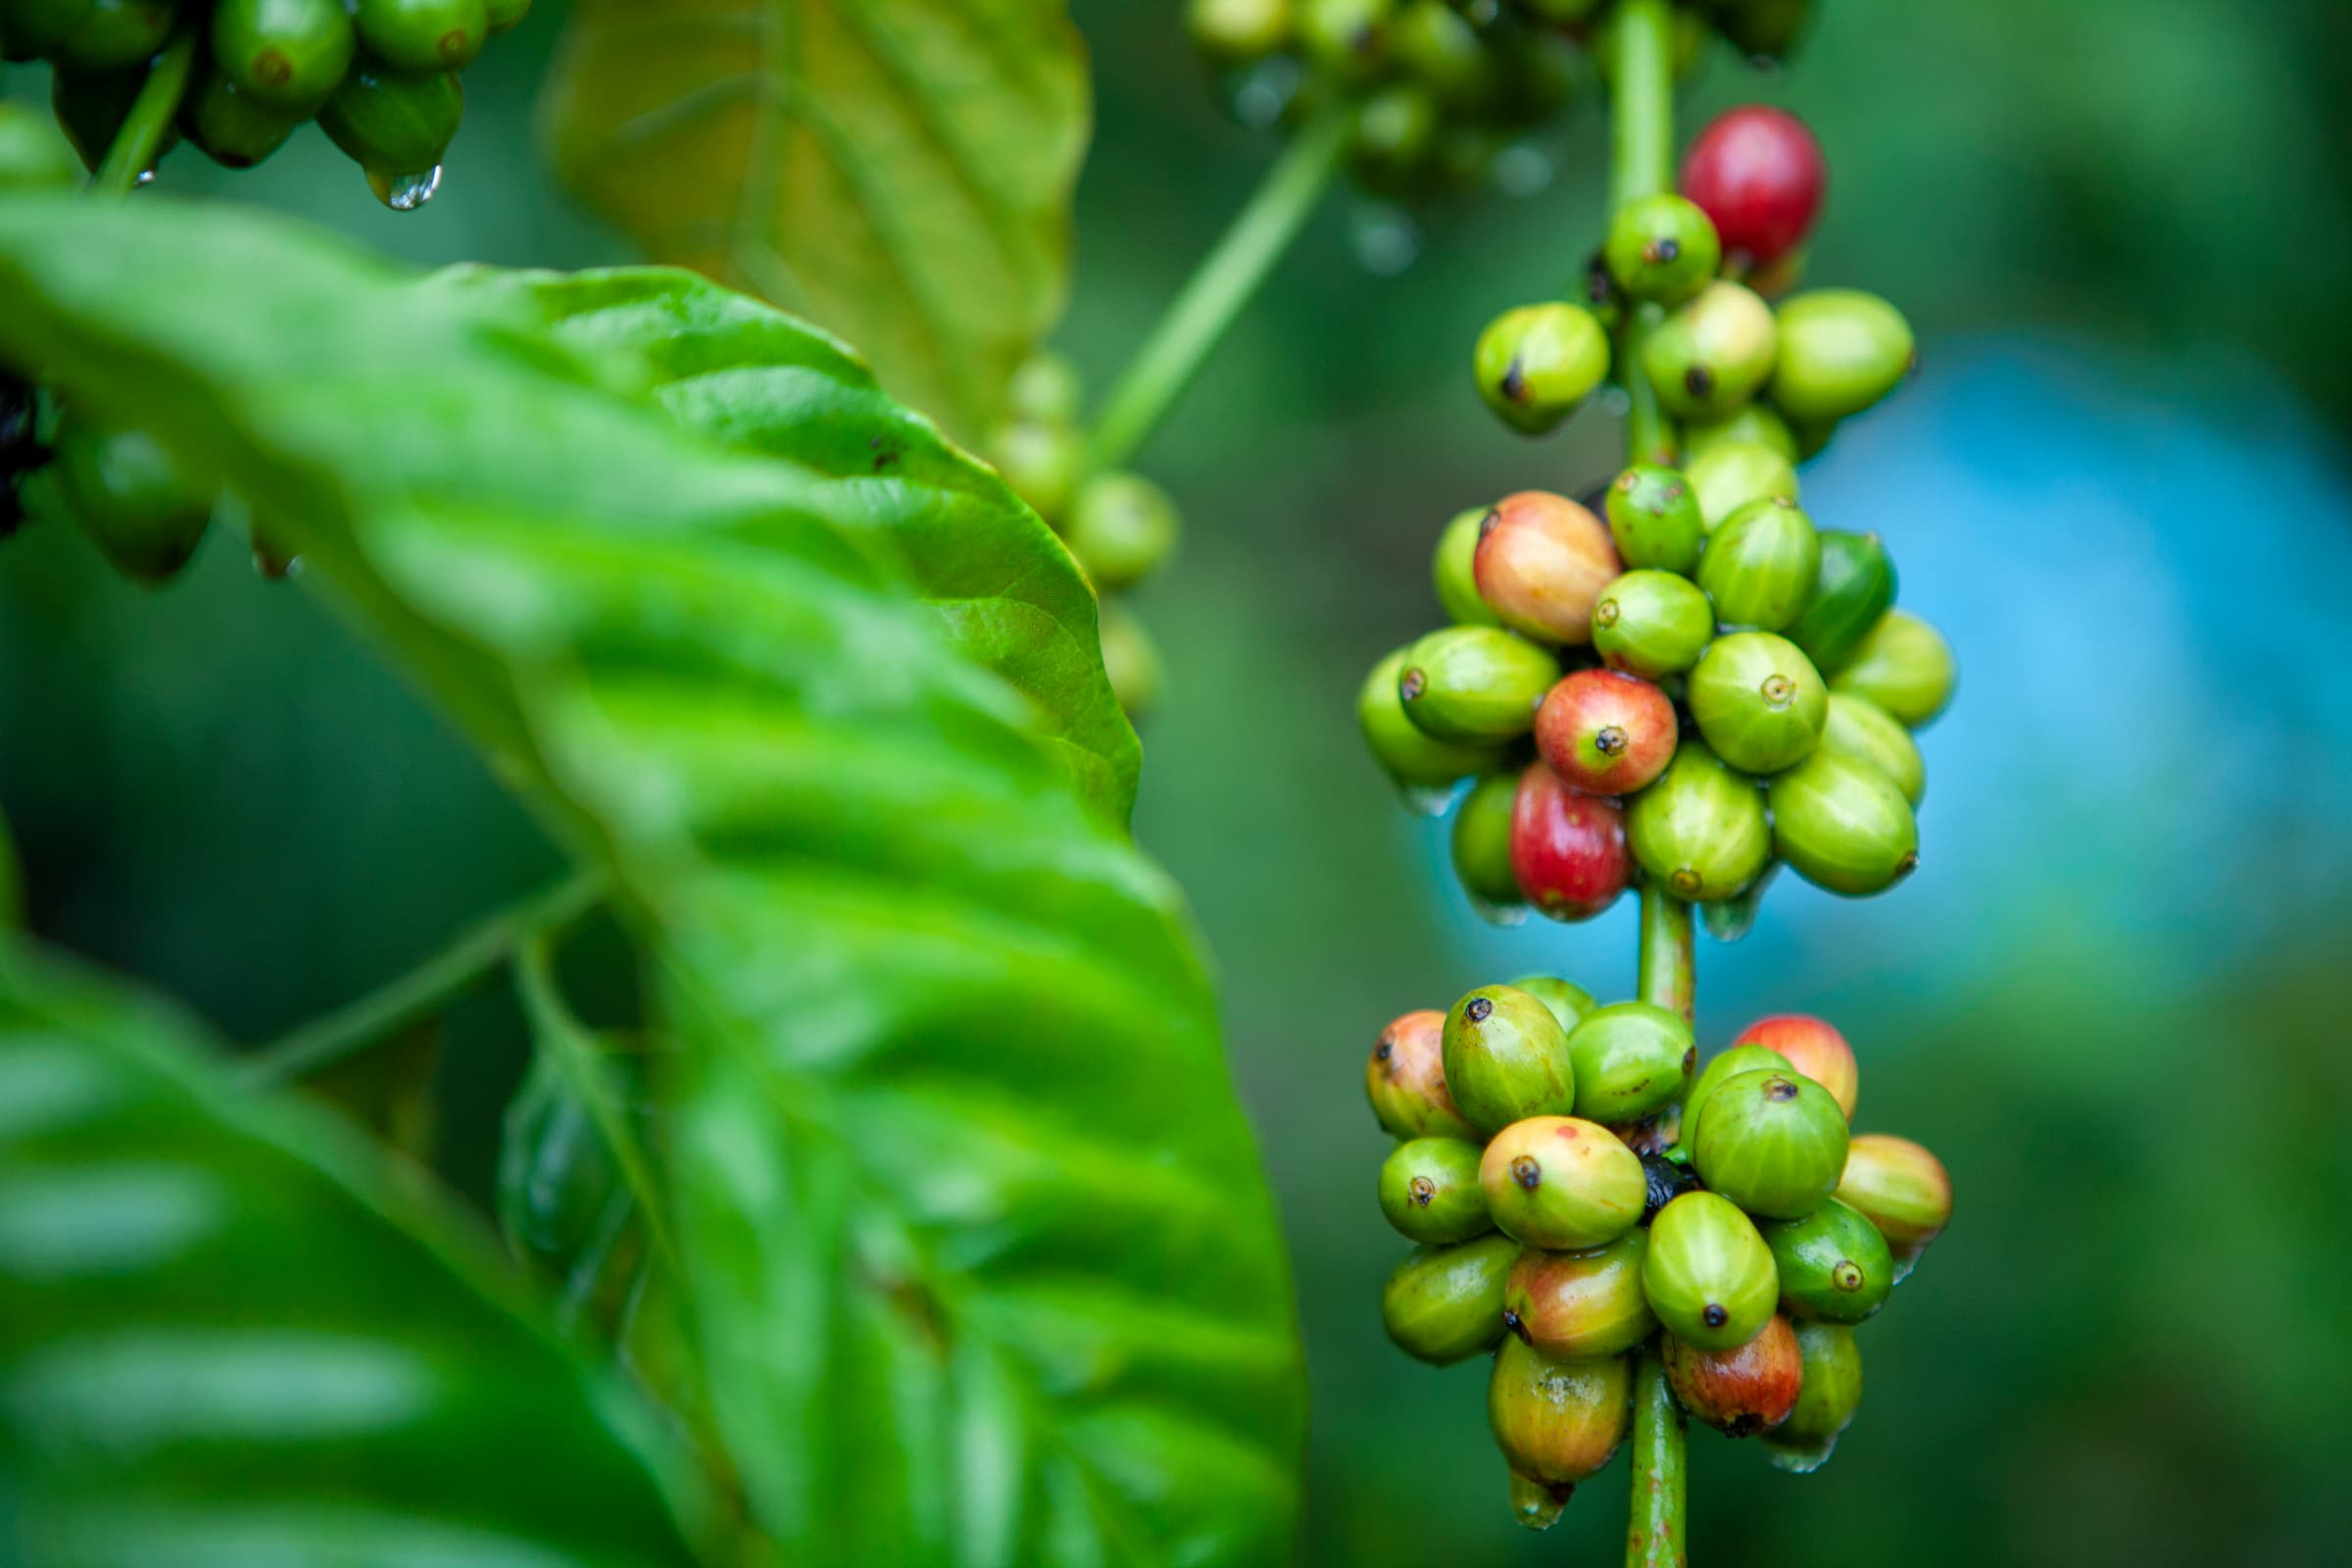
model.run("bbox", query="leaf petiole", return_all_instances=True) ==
[90,19,200,200]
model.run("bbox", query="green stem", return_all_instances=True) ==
[90,20,198,199]
[1636,882,1695,1023]
[1607,0,1678,212]
[240,870,609,1086]
[1625,1349,1690,1568]
[1084,105,1350,475]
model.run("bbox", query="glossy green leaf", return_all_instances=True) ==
[428,264,1138,823]
[541,0,1090,445]
[0,943,711,1566]
[0,199,1304,1568]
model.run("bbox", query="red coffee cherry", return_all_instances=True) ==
[1678,106,1826,269]
[1534,669,1678,798]
[1508,761,1631,923]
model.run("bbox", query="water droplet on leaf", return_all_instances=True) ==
[1469,893,1532,928]
[1765,1433,1838,1474]
[368,165,444,212]
[1395,779,1459,818]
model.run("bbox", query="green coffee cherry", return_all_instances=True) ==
[1473,303,1611,435]
[212,0,356,114]
[1769,747,1920,896]
[3,0,98,60]
[1298,0,1394,82]
[1434,505,1501,627]
[1488,1337,1632,1488]
[1063,471,1178,592]
[1766,1320,1863,1473]
[1394,0,1494,107]
[1348,81,1439,194]
[1098,601,1163,719]
[51,414,212,584]
[1771,289,1916,421]
[1452,772,1523,911]
[1603,192,1721,306]
[1381,1137,1493,1245]
[1358,647,1504,795]
[1005,350,1082,426]
[1830,609,1956,728]
[1820,692,1926,807]
[1662,1312,1801,1437]
[1642,1191,1777,1350]
[1503,1230,1655,1360]
[1510,975,1596,1033]
[1592,570,1712,681]
[1691,1069,1849,1219]
[354,0,487,74]
[1382,1233,1517,1365]
[1761,1198,1893,1323]
[1474,491,1624,646]
[1642,281,1778,420]
[1398,626,1560,744]
[1687,631,1827,774]
[1603,463,1704,574]
[0,100,81,188]
[1479,1115,1645,1250]
[1682,1045,1791,1143]
[1185,0,1292,60]
[987,418,1081,524]
[1443,985,1576,1134]
[1837,1133,1952,1268]
[1687,438,1799,531]
[485,0,528,32]
[1698,497,1820,632]
[318,64,464,189]
[1565,1002,1694,1125]
[52,67,174,172]
[54,0,172,73]
[1625,741,1772,903]
[1786,530,1896,675]
[1366,1008,1479,1141]
[181,71,306,169]
[1684,402,1798,466]
[1717,0,1812,62]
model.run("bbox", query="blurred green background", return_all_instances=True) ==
[5,2,2351,1564]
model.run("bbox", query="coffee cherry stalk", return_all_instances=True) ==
[1355,1,1958,1558]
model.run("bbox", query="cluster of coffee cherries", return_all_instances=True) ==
[1357,104,1953,928]
[985,351,1179,719]
[1368,989,1950,1521]
[1,0,530,209]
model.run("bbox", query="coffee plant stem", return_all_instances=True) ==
[1084,103,1351,475]
[91,20,199,200]
[1636,884,1696,1023]
[1625,1350,1690,1568]
[239,869,610,1086]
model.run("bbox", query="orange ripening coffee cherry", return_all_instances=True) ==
[1366,1008,1479,1141]
[1473,491,1623,645]
[1663,1312,1803,1437]
[1535,668,1678,798]
[1509,761,1631,923]
[1731,1014,1857,1120]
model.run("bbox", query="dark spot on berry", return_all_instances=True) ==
[1898,851,1922,874]
[1682,1048,1696,1073]
[1833,1260,1863,1292]
[1374,1038,1394,1061]
[1671,867,1703,897]
[1702,1303,1729,1328]
[1594,725,1628,756]
[1511,1154,1542,1191]
[257,49,293,85]
[1766,1077,1799,1102]
[438,27,471,61]
[1400,668,1427,701]
[1502,1307,1532,1345]
[1500,357,1530,404]
[1727,1413,1763,1439]
[1465,997,1493,1023]
[1408,1176,1436,1206]
[1480,507,1502,538]
[1596,600,1621,628]
[1685,365,1716,398]
[1646,237,1681,264]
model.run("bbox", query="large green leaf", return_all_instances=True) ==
[0,943,711,1566]
[541,0,1090,445]
[0,199,1303,1567]
[428,264,1139,823]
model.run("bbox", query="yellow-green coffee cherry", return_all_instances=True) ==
[1452,772,1523,911]
[1603,192,1721,306]
[1687,631,1827,773]
[1821,693,1926,806]
[1299,0,1395,81]
[1443,985,1576,1134]
[1565,1002,1694,1124]
[1434,505,1501,627]
[1785,529,1896,674]
[1761,1197,1893,1322]
[1691,1069,1849,1219]
[1592,570,1713,681]
[1006,349,1083,426]
[1837,1133,1952,1271]
[1510,974,1596,1033]
[1367,1008,1479,1141]
[1663,1312,1802,1436]
[1099,601,1163,719]
[1642,1191,1778,1350]
[1642,280,1778,420]
[1399,626,1561,744]
[1381,1137,1493,1245]
[1768,747,1920,896]
[51,415,213,584]
[1682,1044,1792,1142]
[1771,289,1916,421]
[986,418,1081,523]
[1503,1230,1656,1359]
[1473,303,1611,435]
[1625,741,1772,903]
[1488,1337,1633,1492]
[1830,608,1955,728]
[1698,496,1820,632]
[1684,402,1798,466]
[1359,647,1504,794]
[1186,0,1293,60]
[1063,471,1178,591]
[1687,438,1799,531]
[1766,1320,1863,1472]
[1603,463,1704,573]
[1479,1115,1645,1250]
[1382,1232,1517,1364]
